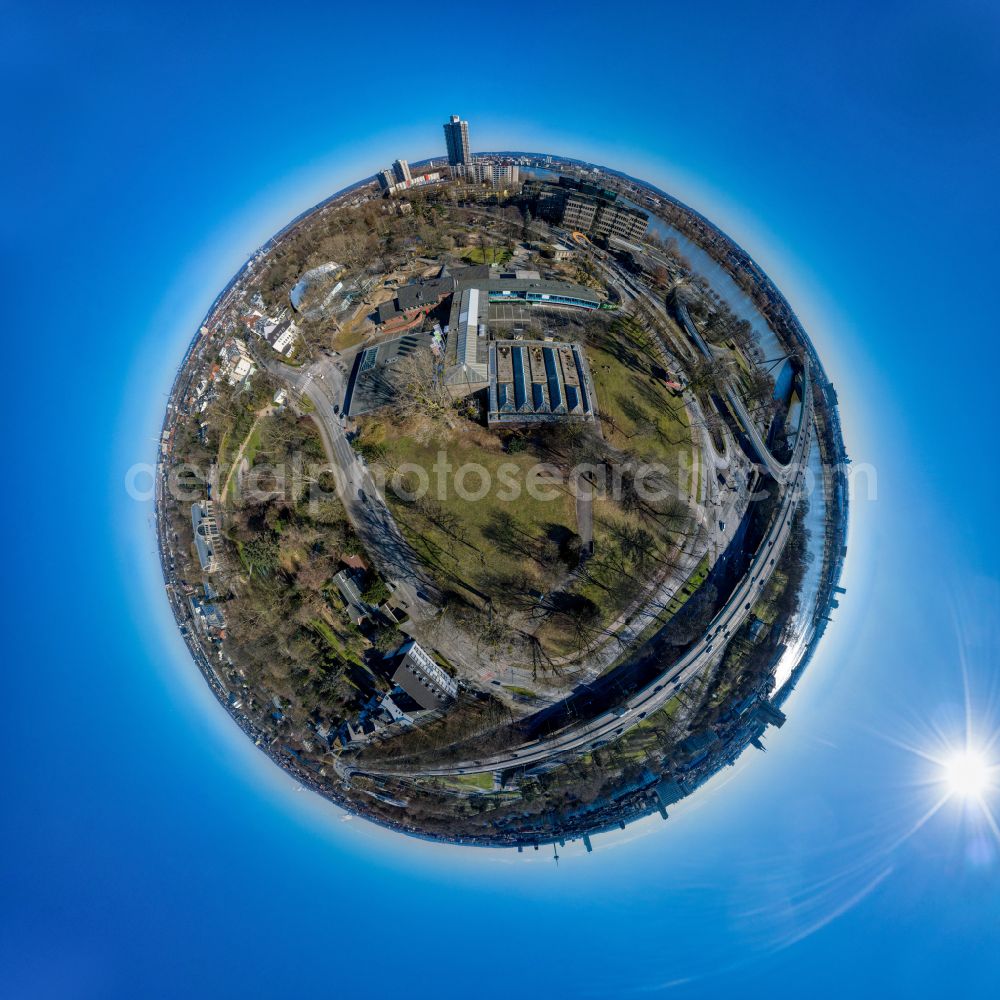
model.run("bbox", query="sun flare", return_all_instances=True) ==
[942,749,994,800]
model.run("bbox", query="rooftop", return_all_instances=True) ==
[487,339,597,425]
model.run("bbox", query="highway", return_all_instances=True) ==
[353,368,812,778]
[673,296,793,483]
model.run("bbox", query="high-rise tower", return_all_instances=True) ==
[443,114,471,166]
[392,159,411,185]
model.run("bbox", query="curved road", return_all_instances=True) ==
[674,296,794,483]
[263,353,438,619]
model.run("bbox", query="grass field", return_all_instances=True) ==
[461,245,513,266]
[332,316,370,351]
[587,316,692,470]
[439,772,494,791]
[503,685,540,699]
[358,415,578,607]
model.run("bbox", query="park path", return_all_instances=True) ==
[220,404,273,502]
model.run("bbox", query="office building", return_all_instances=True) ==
[592,200,649,242]
[443,114,471,166]
[562,193,598,231]
[376,167,395,192]
[442,270,601,394]
[526,177,649,241]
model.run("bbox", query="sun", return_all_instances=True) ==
[941,748,994,800]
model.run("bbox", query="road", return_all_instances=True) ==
[353,369,812,778]
[673,296,794,483]
[262,352,437,619]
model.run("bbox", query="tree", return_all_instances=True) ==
[241,535,279,579]
[362,577,390,606]
[371,625,404,653]
[391,347,449,418]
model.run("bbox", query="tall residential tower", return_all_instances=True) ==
[392,159,411,185]
[443,114,471,166]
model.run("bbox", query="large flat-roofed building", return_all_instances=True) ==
[476,276,601,310]
[343,329,437,417]
[525,176,649,242]
[593,200,649,242]
[441,269,601,395]
[191,500,221,573]
[442,285,490,390]
[390,639,458,710]
[487,339,597,426]
[562,193,598,231]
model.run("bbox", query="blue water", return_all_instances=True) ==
[4,2,1000,997]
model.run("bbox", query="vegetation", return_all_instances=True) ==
[460,243,513,266]
[158,166,825,846]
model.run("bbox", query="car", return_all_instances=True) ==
[333,404,340,414]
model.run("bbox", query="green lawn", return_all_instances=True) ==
[365,421,578,606]
[502,685,540,699]
[461,245,513,266]
[227,423,264,502]
[664,552,711,617]
[443,772,495,791]
[587,318,692,469]
[243,424,263,467]
[353,309,703,663]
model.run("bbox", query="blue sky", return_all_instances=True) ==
[3,1,999,996]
